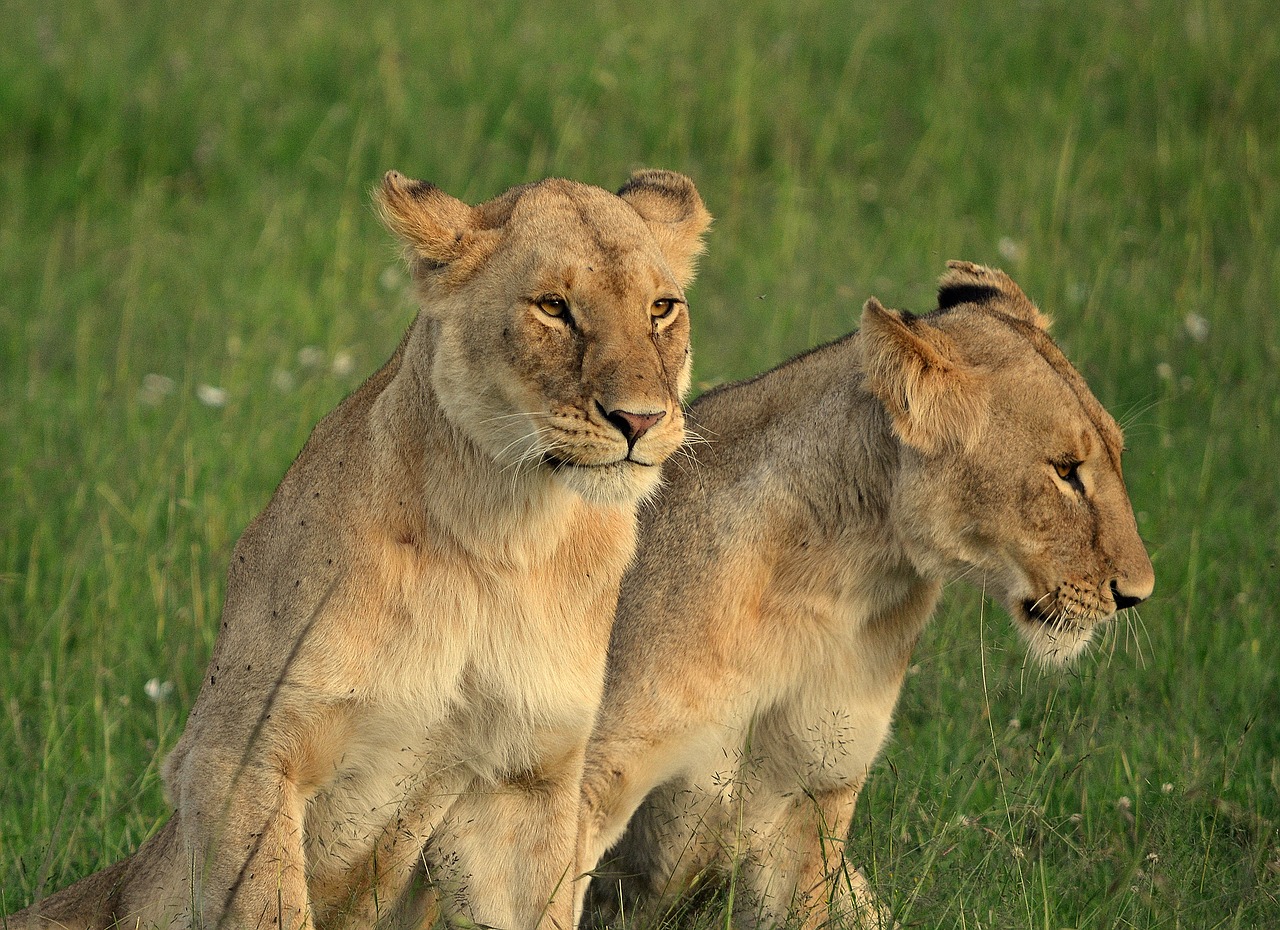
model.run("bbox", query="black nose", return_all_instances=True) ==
[1111,581,1147,611]
[601,405,665,445]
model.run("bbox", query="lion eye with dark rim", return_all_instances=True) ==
[1053,460,1085,493]
[651,298,681,323]
[536,295,570,320]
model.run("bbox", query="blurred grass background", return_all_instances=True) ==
[1,0,1277,925]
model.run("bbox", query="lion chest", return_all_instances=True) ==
[328,550,618,738]
[740,556,938,791]
[299,540,624,906]
[299,521,625,804]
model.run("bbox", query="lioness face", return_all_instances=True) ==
[377,171,710,504]
[865,263,1154,664]
[922,334,1153,664]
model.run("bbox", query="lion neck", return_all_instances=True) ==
[689,333,936,632]
[367,316,634,567]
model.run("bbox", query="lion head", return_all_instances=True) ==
[861,261,1155,664]
[375,169,710,504]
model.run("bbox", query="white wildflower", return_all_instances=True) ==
[272,369,296,393]
[379,266,404,292]
[139,373,175,406]
[1183,312,1209,342]
[145,678,175,703]
[1156,362,1173,381]
[332,350,355,378]
[297,345,325,369]
[196,384,228,408]
[997,237,1026,263]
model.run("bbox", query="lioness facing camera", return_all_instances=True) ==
[574,262,1153,929]
[10,169,710,930]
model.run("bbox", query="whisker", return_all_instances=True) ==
[503,433,556,480]
[497,428,560,505]
[474,410,550,428]
[1126,605,1152,669]
[1115,393,1164,434]
[948,564,984,588]
[665,443,706,481]
[494,425,556,466]
[679,429,714,448]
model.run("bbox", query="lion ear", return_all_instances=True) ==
[937,260,1051,330]
[374,171,477,270]
[860,297,990,453]
[618,170,712,288]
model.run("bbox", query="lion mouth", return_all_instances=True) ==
[1021,598,1061,627]
[1021,598,1112,630]
[542,453,654,471]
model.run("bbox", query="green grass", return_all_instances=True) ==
[2,0,1277,925]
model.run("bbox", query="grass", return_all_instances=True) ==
[2,0,1277,925]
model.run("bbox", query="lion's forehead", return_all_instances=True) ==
[540,256,673,305]
[505,185,670,268]
[952,311,1126,468]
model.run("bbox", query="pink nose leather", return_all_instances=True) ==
[606,409,665,445]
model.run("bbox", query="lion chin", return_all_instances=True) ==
[1011,598,1109,666]
[546,456,664,505]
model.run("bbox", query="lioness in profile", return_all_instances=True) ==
[10,169,711,930]
[574,262,1154,929]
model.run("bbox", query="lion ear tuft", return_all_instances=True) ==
[860,297,990,452]
[937,260,1051,330]
[374,171,476,270]
[618,170,712,288]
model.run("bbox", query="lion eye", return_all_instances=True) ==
[1053,460,1085,492]
[650,301,680,330]
[536,295,570,320]
[651,298,681,321]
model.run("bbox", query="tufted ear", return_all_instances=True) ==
[618,170,712,288]
[860,297,990,453]
[937,260,1051,330]
[375,171,479,272]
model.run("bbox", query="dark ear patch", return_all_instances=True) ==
[937,282,1002,311]
[405,179,440,200]
[936,260,1052,329]
[617,169,712,288]
[616,171,699,222]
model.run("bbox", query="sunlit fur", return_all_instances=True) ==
[574,262,1154,930]
[9,170,710,930]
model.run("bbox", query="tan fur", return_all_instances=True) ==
[10,170,710,930]
[574,263,1153,930]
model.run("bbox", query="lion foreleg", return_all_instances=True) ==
[576,723,737,929]
[429,751,585,930]
[732,783,890,930]
[175,753,312,930]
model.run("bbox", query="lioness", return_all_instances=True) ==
[574,262,1154,929]
[10,169,710,930]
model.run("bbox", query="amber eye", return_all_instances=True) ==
[651,298,681,321]
[1054,460,1084,491]
[536,295,569,319]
